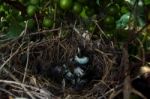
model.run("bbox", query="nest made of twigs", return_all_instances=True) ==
[0,28,125,99]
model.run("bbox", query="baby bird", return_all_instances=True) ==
[71,46,93,70]
[74,67,85,77]
[48,64,64,83]
[73,66,87,91]
[63,64,75,85]
[75,47,90,65]
[70,46,94,90]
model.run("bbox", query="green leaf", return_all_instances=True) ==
[6,24,24,38]
[96,0,101,6]
[125,0,135,5]
[116,13,131,29]
[144,0,150,5]
[121,6,129,14]
[80,7,89,19]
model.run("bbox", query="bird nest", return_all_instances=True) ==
[0,28,125,99]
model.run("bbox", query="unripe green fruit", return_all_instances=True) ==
[27,5,37,16]
[43,17,54,28]
[59,0,73,10]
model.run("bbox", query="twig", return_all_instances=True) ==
[29,28,60,36]
[132,89,147,99]
[3,68,35,99]
[123,76,131,99]
[137,38,145,65]
[0,87,16,97]
[34,14,40,31]
[0,43,24,71]
[1,47,35,99]
[53,1,57,29]
[3,68,20,83]
[0,80,54,94]
[93,20,108,39]
[22,44,30,83]
[108,89,122,99]
[0,80,38,98]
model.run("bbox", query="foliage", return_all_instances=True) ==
[0,0,150,58]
